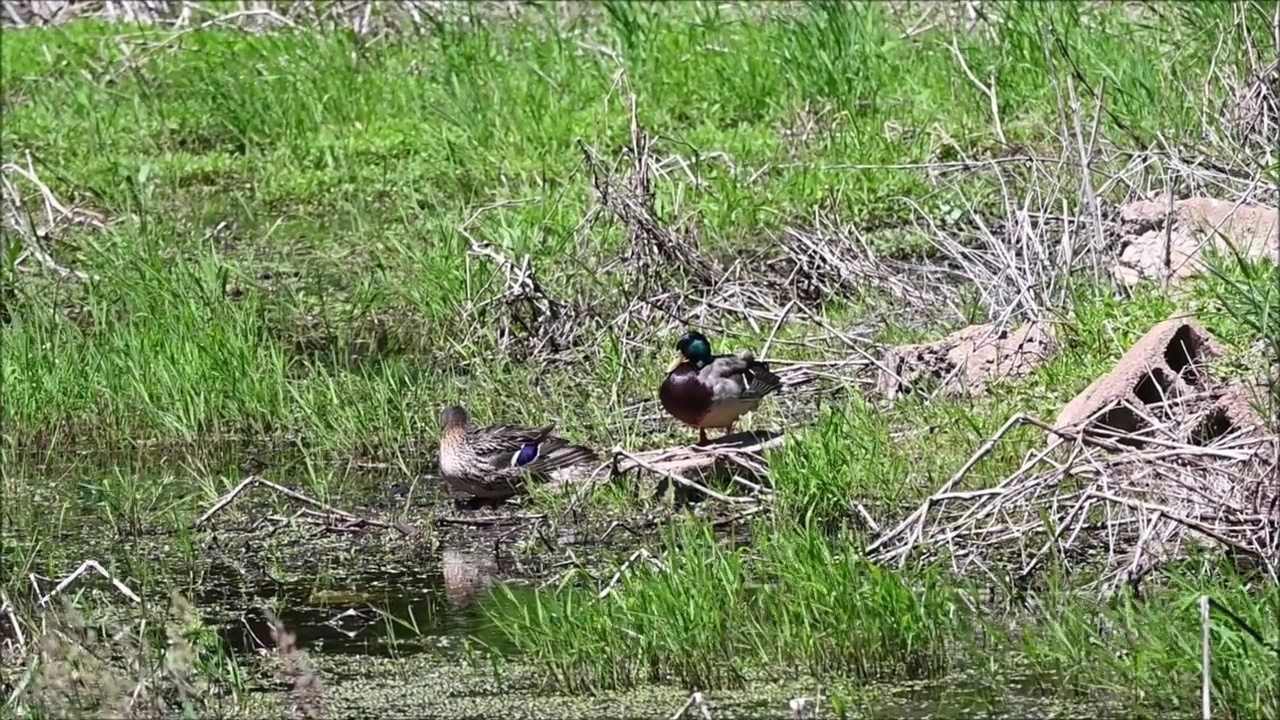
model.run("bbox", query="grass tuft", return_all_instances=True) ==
[489,519,957,693]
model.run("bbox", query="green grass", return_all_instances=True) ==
[1011,567,1280,718]
[3,1,1268,452]
[489,519,958,693]
[484,277,1278,710]
[2,1,1278,717]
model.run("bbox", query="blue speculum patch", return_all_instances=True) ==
[514,443,539,467]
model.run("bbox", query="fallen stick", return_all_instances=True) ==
[868,413,1051,560]
[853,503,880,533]
[0,596,26,659]
[192,475,410,535]
[436,514,545,527]
[669,690,711,720]
[614,447,756,505]
[1083,489,1260,560]
[598,548,666,600]
[711,505,767,528]
[0,155,101,283]
[35,560,141,607]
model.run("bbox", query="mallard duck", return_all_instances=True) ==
[438,405,599,501]
[658,330,783,444]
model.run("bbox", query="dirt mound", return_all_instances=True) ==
[1054,313,1266,445]
[877,321,1057,399]
[1112,197,1278,288]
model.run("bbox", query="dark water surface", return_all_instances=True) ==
[202,566,501,657]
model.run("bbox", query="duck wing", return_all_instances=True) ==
[467,422,556,469]
[700,351,783,402]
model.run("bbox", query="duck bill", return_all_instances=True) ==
[666,353,686,373]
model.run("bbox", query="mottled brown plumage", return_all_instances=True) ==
[438,405,598,500]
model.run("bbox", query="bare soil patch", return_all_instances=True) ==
[877,320,1058,399]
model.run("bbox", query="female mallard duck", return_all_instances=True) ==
[658,330,783,445]
[438,405,599,501]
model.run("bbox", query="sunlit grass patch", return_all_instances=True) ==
[1010,569,1280,719]
[487,518,959,693]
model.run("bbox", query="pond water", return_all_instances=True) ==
[7,448,1123,718]
[196,552,1117,719]
[203,553,516,658]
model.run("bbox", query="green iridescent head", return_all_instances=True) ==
[676,330,713,367]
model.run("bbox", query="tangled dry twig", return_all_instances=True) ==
[193,475,416,536]
[456,199,589,359]
[0,0,542,34]
[1,153,106,284]
[870,404,1280,595]
[3,592,244,718]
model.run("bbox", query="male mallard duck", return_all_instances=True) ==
[658,330,783,445]
[438,405,599,501]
